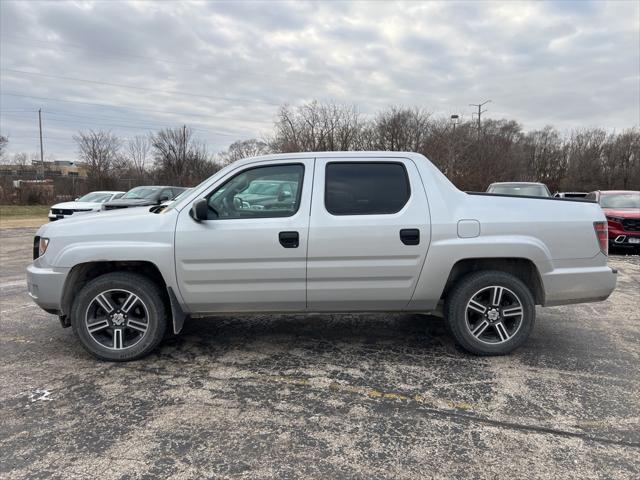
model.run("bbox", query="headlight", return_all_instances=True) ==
[606,216,624,223]
[34,237,49,258]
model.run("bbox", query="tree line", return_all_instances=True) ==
[3,101,639,193]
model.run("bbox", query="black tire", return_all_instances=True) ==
[445,270,535,356]
[70,272,168,361]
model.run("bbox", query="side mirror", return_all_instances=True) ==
[159,195,170,202]
[191,199,209,222]
[74,197,80,201]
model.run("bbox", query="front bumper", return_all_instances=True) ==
[542,265,617,306]
[26,263,69,312]
[608,229,640,247]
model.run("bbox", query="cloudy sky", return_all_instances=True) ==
[1,0,638,160]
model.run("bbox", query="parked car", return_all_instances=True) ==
[150,188,194,213]
[235,179,298,210]
[48,191,124,221]
[587,190,640,249]
[487,182,551,197]
[27,152,617,361]
[103,186,186,210]
[554,192,587,199]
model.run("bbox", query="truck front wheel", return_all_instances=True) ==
[70,272,168,361]
[445,271,535,355]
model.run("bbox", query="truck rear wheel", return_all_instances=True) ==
[70,272,167,361]
[445,271,535,355]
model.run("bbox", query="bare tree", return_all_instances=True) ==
[564,129,608,192]
[272,102,362,152]
[151,126,217,185]
[368,107,432,152]
[522,127,566,191]
[126,135,151,182]
[13,152,29,171]
[0,135,8,161]
[606,128,640,190]
[73,130,121,190]
[217,139,270,166]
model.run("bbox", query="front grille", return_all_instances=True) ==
[622,218,640,232]
[51,208,73,215]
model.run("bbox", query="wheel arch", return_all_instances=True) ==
[442,257,545,305]
[61,260,170,318]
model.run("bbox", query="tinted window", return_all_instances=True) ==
[123,186,159,199]
[325,162,410,215]
[207,164,304,219]
[77,192,112,203]
[159,188,173,201]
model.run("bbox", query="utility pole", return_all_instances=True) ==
[38,108,44,179]
[449,114,460,177]
[469,100,491,136]
[182,125,186,165]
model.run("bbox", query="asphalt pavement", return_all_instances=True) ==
[1,225,639,479]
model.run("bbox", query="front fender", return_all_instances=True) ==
[54,241,174,270]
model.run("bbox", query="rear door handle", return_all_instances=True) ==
[279,231,299,248]
[400,228,420,245]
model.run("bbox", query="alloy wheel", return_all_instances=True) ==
[465,285,524,344]
[84,289,150,350]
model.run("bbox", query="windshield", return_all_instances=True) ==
[488,185,550,197]
[172,189,191,201]
[77,192,112,203]
[122,186,160,199]
[600,193,640,209]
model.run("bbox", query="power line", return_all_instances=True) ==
[1,34,194,67]
[0,34,335,91]
[0,92,274,125]
[1,111,242,137]
[1,112,242,138]
[1,68,283,107]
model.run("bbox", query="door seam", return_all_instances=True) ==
[304,157,316,311]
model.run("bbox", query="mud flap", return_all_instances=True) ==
[167,287,188,334]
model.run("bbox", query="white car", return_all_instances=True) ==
[486,182,552,197]
[48,191,125,221]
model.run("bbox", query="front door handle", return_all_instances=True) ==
[400,228,420,245]
[279,231,299,248]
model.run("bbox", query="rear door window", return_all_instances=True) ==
[325,162,410,215]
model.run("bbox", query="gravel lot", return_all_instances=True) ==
[1,225,639,479]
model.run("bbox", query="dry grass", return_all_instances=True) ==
[0,205,49,229]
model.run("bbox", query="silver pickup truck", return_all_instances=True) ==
[27,152,617,361]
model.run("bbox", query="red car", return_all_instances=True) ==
[586,190,640,249]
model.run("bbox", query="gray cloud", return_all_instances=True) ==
[0,0,638,160]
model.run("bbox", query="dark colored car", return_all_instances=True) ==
[587,190,640,249]
[554,192,588,198]
[103,186,186,210]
